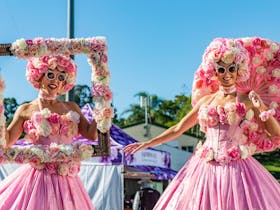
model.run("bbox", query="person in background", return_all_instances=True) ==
[132,178,160,210]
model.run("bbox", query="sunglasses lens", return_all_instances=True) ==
[47,71,55,79]
[58,74,66,82]
[217,67,225,74]
[228,65,236,73]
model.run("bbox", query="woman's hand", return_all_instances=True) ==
[124,141,150,155]
[248,91,267,111]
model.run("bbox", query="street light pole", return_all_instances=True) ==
[140,96,151,138]
[66,0,75,102]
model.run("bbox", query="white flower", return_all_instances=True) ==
[270,43,279,53]
[256,66,266,74]
[265,52,273,60]
[50,143,58,148]
[67,111,80,124]
[205,149,214,161]
[16,39,27,51]
[270,102,279,109]
[252,56,261,66]
[245,109,254,120]
[248,143,257,155]
[272,68,280,77]
[240,145,249,159]
[269,85,278,94]
[41,108,51,118]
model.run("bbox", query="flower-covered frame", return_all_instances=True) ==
[0,37,113,157]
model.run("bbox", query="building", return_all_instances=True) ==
[122,122,201,171]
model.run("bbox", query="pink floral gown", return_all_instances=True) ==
[153,101,280,210]
[0,108,94,210]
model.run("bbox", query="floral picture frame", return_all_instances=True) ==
[0,37,113,157]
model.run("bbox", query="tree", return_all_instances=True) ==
[72,84,93,108]
[4,97,19,126]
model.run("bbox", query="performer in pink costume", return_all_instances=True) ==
[125,38,280,209]
[0,55,96,210]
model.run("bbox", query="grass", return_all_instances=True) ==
[253,150,280,181]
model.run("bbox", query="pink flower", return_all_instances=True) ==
[45,162,58,174]
[248,132,259,142]
[263,139,274,151]
[103,107,114,119]
[23,120,36,133]
[31,112,44,125]
[236,102,246,117]
[208,107,218,117]
[29,155,42,166]
[47,113,60,124]
[68,162,80,176]
[91,84,112,101]
[227,146,241,160]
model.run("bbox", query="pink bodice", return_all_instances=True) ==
[23,108,80,145]
[196,101,248,163]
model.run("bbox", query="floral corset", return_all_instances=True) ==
[196,101,251,164]
[198,101,246,132]
[23,108,80,144]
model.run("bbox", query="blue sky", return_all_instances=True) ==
[0,0,280,117]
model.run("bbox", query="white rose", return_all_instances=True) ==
[270,102,279,109]
[248,143,257,155]
[252,57,261,66]
[240,145,249,159]
[242,38,251,46]
[245,109,254,120]
[270,43,279,53]
[221,52,234,64]
[17,39,27,50]
[265,52,273,60]
[256,66,266,74]
[269,85,278,94]
[272,68,280,77]
[41,108,51,118]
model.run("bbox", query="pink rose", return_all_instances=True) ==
[248,132,259,142]
[208,116,219,127]
[236,102,246,117]
[103,107,114,118]
[68,162,80,176]
[31,112,44,125]
[45,162,58,174]
[29,155,42,167]
[263,139,274,151]
[23,120,36,133]
[227,146,241,160]
[208,107,218,117]
[47,113,60,124]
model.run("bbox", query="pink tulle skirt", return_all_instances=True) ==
[154,155,280,210]
[0,165,94,210]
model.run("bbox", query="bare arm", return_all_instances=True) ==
[124,95,213,154]
[6,104,27,147]
[67,102,97,140]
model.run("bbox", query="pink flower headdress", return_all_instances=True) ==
[26,55,77,95]
[192,38,250,106]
